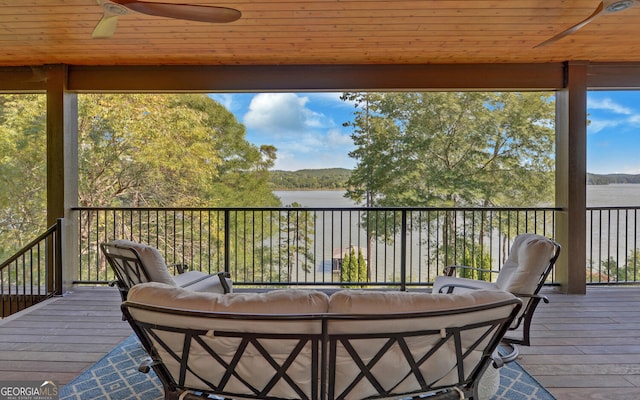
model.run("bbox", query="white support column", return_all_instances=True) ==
[555,61,587,294]
[46,64,78,292]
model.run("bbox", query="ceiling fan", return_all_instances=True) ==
[535,0,639,48]
[92,0,241,39]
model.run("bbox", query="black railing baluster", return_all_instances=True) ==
[0,219,62,318]
[400,209,407,291]
[65,204,640,288]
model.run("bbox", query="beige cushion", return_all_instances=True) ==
[125,285,516,400]
[328,289,514,314]
[128,282,328,314]
[109,239,175,285]
[494,233,556,294]
[431,234,555,296]
[327,290,518,399]
[126,284,329,398]
[172,271,232,294]
[107,240,232,293]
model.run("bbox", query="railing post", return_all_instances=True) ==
[224,209,230,274]
[55,218,63,295]
[400,209,407,291]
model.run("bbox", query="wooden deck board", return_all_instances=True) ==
[1,285,640,399]
[518,286,640,399]
[0,286,132,385]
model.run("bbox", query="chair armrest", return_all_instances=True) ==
[443,265,500,276]
[511,292,550,304]
[172,263,189,274]
[437,283,490,294]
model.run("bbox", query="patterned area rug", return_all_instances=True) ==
[61,335,555,400]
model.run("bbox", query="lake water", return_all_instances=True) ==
[277,184,640,207]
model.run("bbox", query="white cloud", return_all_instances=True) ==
[588,96,640,134]
[588,97,633,115]
[326,129,353,147]
[239,93,356,170]
[244,93,320,135]
[588,119,624,134]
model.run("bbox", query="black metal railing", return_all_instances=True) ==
[75,207,558,289]
[0,219,63,318]
[587,206,640,284]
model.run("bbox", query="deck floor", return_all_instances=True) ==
[1,286,639,399]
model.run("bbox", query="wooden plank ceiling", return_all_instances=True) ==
[1,0,640,66]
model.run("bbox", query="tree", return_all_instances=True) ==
[340,246,367,288]
[343,92,555,208]
[0,94,46,259]
[78,94,279,208]
[342,92,556,268]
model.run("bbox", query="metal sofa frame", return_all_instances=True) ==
[122,296,521,400]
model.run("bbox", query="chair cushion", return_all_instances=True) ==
[172,271,231,294]
[494,234,556,294]
[109,239,175,285]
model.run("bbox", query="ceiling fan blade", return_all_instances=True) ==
[536,0,639,48]
[92,15,119,38]
[92,1,130,39]
[112,0,241,23]
[535,2,605,48]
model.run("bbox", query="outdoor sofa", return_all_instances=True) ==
[122,283,522,400]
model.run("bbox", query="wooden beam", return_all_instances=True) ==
[588,63,640,89]
[0,66,46,92]
[555,61,587,295]
[67,64,565,92]
[45,64,79,291]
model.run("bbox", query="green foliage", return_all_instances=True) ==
[457,244,493,281]
[0,94,47,259]
[340,246,368,288]
[593,250,640,283]
[342,92,556,209]
[1,94,290,274]
[78,94,279,208]
[270,168,351,190]
[341,91,556,268]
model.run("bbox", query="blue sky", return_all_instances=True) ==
[587,91,640,174]
[210,91,640,174]
[209,93,356,171]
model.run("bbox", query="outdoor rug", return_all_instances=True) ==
[61,335,555,400]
